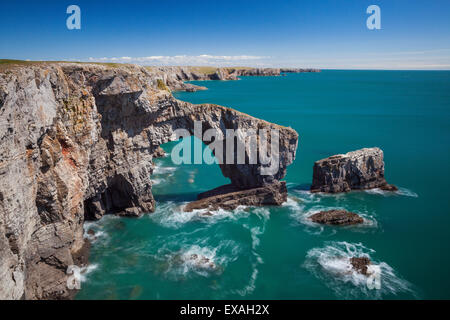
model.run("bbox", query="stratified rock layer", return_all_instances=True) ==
[309,209,364,225]
[310,148,396,193]
[0,63,298,299]
[184,181,287,212]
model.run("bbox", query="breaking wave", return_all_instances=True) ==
[285,197,378,234]
[364,187,418,198]
[149,201,268,229]
[152,240,240,280]
[303,241,416,299]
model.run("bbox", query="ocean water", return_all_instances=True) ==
[77,70,450,300]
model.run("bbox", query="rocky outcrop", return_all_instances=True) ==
[152,146,166,158]
[310,148,397,193]
[184,181,287,212]
[350,257,371,276]
[309,210,364,225]
[145,66,320,92]
[0,62,298,299]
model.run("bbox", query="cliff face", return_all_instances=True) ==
[0,63,298,299]
[144,66,320,92]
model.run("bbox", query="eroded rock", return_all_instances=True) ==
[309,209,364,225]
[350,257,371,276]
[184,181,287,212]
[311,148,397,193]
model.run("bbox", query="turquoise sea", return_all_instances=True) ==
[77,70,450,300]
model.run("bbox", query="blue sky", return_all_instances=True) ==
[1,0,450,69]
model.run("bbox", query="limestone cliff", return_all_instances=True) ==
[0,63,298,299]
[144,66,320,92]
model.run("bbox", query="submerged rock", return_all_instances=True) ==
[350,257,371,276]
[309,210,364,225]
[311,147,397,193]
[184,181,287,212]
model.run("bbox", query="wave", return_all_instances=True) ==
[303,241,416,299]
[149,200,270,229]
[153,240,240,280]
[233,219,267,297]
[79,264,99,283]
[364,187,418,198]
[152,166,177,175]
[83,221,108,243]
[151,178,163,185]
[285,197,378,234]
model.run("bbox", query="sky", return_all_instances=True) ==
[1,0,450,69]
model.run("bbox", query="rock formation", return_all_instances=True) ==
[309,209,364,225]
[144,66,320,92]
[310,148,397,193]
[0,62,298,299]
[184,181,287,212]
[349,257,371,276]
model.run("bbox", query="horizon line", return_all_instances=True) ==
[1,59,450,71]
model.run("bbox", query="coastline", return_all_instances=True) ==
[0,62,305,300]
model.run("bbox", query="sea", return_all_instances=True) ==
[77,70,450,300]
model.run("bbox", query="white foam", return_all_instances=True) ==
[83,222,107,243]
[234,222,267,297]
[156,240,240,280]
[79,264,99,283]
[150,201,256,229]
[153,166,177,175]
[304,241,415,299]
[364,187,418,198]
[151,178,163,185]
[397,187,419,198]
[285,195,378,233]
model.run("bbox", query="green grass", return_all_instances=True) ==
[0,59,129,70]
[156,79,171,92]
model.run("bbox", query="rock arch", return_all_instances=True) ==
[85,71,298,218]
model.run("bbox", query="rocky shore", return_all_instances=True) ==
[0,62,299,299]
[144,66,320,92]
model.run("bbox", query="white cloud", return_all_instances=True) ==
[87,55,269,66]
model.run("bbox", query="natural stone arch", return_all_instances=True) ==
[84,72,298,219]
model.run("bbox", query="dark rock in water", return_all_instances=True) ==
[311,147,397,193]
[309,209,364,225]
[152,146,166,158]
[350,257,371,276]
[184,181,287,212]
[379,184,398,191]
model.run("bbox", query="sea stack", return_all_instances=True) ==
[310,147,397,193]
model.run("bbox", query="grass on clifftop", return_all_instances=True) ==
[0,59,129,71]
[0,60,256,74]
